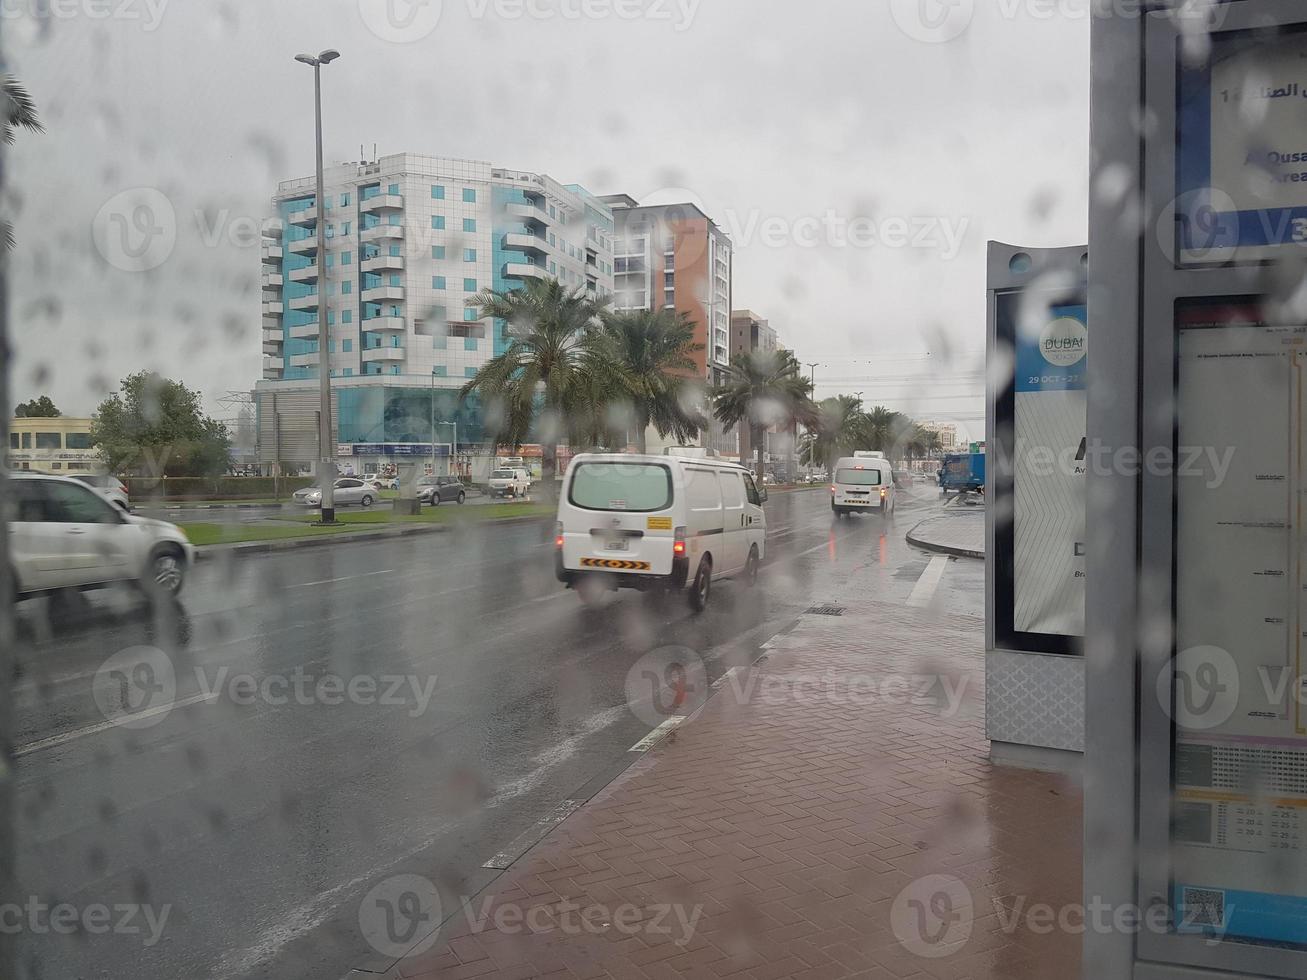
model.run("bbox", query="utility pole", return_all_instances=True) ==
[295,47,341,523]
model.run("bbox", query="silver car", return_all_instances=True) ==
[292,478,377,508]
[417,476,467,505]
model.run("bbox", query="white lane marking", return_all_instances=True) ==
[287,569,394,589]
[482,799,585,869]
[759,633,784,650]
[14,691,220,757]
[907,556,949,608]
[711,666,742,690]
[628,716,684,752]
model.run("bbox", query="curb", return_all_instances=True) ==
[905,519,984,560]
[192,513,552,561]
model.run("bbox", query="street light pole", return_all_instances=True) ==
[296,48,341,523]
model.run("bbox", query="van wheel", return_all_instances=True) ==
[745,547,760,587]
[688,558,712,612]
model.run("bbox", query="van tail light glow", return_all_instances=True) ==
[830,485,837,494]
[554,522,564,549]
[880,487,888,497]
[673,526,687,555]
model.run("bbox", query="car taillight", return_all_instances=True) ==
[554,522,564,549]
[673,526,686,555]
[880,487,888,497]
[830,485,837,494]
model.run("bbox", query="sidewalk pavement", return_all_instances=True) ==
[385,573,1082,978]
[906,507,985,560]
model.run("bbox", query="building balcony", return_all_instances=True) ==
[360,193,404,213]
[262,327,283,344]
[288,294,318,312]
[288,352,320,368]
[361,315,405,332]
[287,323,322,340]
[262,273,283,288]
[361,285,404,303]
[261,301,284,316]
[263,355,285,372]
[287,206,318,227]
[506,203,551,226]
[287,236,318,255]
[261,245,283,264]
[360,223,404,243]
[504,262,547,280]
[361,346,405,363]
[262,313,282,330]
[504,232,548,256]
[288,264,318,284]
[361,254,404,273]
[262,341,283,356]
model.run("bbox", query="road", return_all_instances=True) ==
[11,484,981,980]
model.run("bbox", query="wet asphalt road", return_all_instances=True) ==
[11,484,980,980]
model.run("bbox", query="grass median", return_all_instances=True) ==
[181,501,553,548]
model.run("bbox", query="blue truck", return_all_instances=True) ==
[938,452,985,496]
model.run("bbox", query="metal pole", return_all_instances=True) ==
[430,373,436,476]
[313,60,336,523]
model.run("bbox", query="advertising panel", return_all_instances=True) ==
[1172,301,1307,947]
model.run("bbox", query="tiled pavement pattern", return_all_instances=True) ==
[386,597,1082,979]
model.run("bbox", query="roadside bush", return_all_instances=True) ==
[124,476,316,500]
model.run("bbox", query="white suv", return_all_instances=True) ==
[7,473,195,599]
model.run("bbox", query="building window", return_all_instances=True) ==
[549,233,556,246]
[464,278,477,292]
[344,368,354,376]
[463,218,476,233]
[340,192,350,207]
[387,213,401,226]
[326,253,334,268]
[388,245,401,257]
[432,185,445,200]
[20,432,30,448]
[433,365,447,377]
[461,248,474,263]
[66,433,92,450]
[342,251,351,264]
[342,310,352,324]
[387,183,399,196]
[465,367,478,378]
[8,433,16,449]
[388,274,402,287]
[343,339,353,352]
[328,340,336,353]
[342,281,352,294]
[433,276,446,289]
[328,311,336,326]
[35,432,61,450]
[432,216,445,230]
[432,245,445,260]
[464,308,478,321]
[463,188,476,203]
[342,221,350,235]
[464,337,478,351]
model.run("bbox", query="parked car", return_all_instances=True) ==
[71,472,131,512]
[292,478,377,508]
[7,472,194,598]
[555,452,768,612]
[488,468,531,498]
[417,476,467,505]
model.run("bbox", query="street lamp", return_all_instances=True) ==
[295,47,341,523]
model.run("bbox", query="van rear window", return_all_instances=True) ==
[836,467,882,486]
[569,463,672,512]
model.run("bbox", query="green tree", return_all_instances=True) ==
[804,395,870,475]
[90,372,231,477]
[863,405,908,458]
[14,395,60,418]
[712,349,818,482]
[3,75,43,252]
[599,308,706,453]
[460,278,612,494]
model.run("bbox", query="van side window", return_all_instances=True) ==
[742,474,762,506]
[685,468,723,514]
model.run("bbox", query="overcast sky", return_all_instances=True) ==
[10,0,1089,441]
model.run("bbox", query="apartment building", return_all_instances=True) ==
[257,153,615,468]
[727,309,786,469]
[600,193,736,458]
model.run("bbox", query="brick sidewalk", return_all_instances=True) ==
[386,593,1082,979]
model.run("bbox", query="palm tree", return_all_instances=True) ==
[3,75,42,252]
[810,395,870,475]
[459,278,612,494]
[599,308,707,453]
[712,349,818,482]
[863,405,906,458]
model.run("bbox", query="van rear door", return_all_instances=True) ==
[561,461,675,575]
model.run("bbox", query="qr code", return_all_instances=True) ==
[1182,888,1226,927]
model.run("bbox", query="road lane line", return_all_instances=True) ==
[15,691,220,757]
[907,556,950,608]
[482,799,585,869]
[287,569,394,589]
[712,666,742,690]
[628,716,683,752]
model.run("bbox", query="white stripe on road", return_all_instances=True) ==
[907,556,949,608]
[14,691,221,757]
[711,666,742,690]
[628,716,684,752]
[286,569,394,589]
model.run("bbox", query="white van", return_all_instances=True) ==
[555,453,768,611]
[831,452,896,517]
